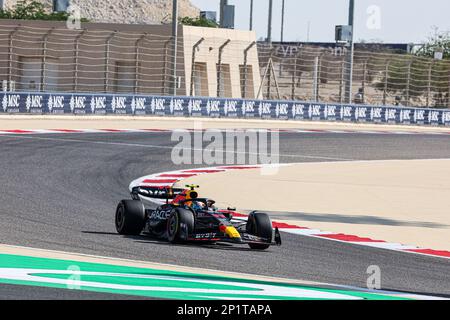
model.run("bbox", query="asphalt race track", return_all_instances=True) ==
[0,132,449,298]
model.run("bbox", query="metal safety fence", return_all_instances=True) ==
[0,23,262,99]
[0,24,181,95]
[257,43,450,108]
[0,23,449,109]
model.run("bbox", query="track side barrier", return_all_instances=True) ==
[1,92,450,126]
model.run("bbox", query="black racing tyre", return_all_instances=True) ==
[167,208,195,243]
[115,200,146,235]
[246,212,273,250]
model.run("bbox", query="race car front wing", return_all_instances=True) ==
[186,227,282,246]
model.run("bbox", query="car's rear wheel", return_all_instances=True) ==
[246,212,273,250]
[167,208,195,243]
[115,200,145,235]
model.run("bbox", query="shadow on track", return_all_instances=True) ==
[82,230,266,252]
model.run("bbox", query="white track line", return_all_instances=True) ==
[0,134,355,162]
[0,128,449,135]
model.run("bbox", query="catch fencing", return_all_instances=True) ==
[0,24,180,95]
[258,42,450,108]
[0,23,449,109]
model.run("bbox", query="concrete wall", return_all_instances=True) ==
[182,26,261,99]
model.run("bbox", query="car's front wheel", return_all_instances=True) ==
[246,212,273,250]
[115,200,146,235]
[167,208,195,243]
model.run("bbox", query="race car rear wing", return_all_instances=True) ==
[131,186,184,205]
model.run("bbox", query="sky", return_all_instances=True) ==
[190,0,450,44]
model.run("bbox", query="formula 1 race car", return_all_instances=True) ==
[115,185,281,250]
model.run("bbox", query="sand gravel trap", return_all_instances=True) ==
[179,159,450,251]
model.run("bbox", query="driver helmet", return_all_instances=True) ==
[188,201,205,211]
[206,199,216,210]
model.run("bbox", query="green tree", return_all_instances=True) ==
[415,27,450,60]
[179,16,218,28]
[0,0,88,22]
